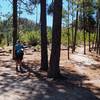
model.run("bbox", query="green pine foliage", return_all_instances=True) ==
[61,28,95,46]
[0,14,97,47]
[0,27,96,47]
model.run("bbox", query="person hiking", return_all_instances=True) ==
[15,40,24,72]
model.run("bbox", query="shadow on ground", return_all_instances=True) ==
[0,59,100,100]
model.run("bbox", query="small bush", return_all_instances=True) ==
[20,31,40,46]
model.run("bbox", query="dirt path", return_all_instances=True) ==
[70,46,100,82]
[69,46,100,97]
[0,46,100,100]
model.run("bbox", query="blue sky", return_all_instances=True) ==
[0,0,53,27]
[0,0,70,27]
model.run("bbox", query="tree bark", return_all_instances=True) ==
[83,0,86,54]
[48,0,62,78]
[13,0,17,59]
[67,0,70,59]
[88,31,91,52]
[71,0,74,53]
[40,0,48,71]
[96,9,100,54]
[72,5,79,52]
[98,8,100,54]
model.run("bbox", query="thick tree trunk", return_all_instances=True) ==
[13,0,17,59]
[48,0,62,78]
[40,0,48,71]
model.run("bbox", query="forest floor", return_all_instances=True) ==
[0,45,100,100]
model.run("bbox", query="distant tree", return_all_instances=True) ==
[0,34,4,44]
[83,0,86,54]
[71,0,74,53]
[67,0,70,59]
[72,4,79,52]
[96,0,100,54]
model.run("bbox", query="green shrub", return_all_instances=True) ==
[20,31,40,46]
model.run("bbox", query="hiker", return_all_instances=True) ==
[15,40,24,72]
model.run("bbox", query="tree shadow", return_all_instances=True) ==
[20,63,100,100]
[89,52,100,62]
[85,64,100,70]
[0,60,100,100]
[70,59,100,70]
[0,49,11,56]
[0,53,10,56]
[84,82,100,98]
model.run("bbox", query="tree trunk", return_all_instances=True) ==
[93,33,95,51]
[72,5,79,52]
[98,8,100,55]
[40,0,48,71]
[88,31,91,52]
[71,0,74,53]
[13,0,17,59]
[96,9,100,54]
[83,0,86,54]
[67,0,70,59]
[48,0,62,78]
[97,8,100,55]
[83,24,86,54]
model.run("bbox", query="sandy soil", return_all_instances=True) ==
[0,46,100,100]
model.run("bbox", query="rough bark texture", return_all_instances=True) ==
[48,0,62,78]
[40,0,48,71]
[13,0,17,59]
[72,5,79,53]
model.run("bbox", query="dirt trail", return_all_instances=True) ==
[0,46,100,100]
[70,46,100,85]
[62,46,100,98]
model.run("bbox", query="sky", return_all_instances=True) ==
[0,0,53,27]
[0,0,70,27]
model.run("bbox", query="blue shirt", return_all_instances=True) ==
[15,43,24,54]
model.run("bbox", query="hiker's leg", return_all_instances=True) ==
[18,59,23,72]
[16,60,18,66]
[20,54,23,68]
[19,60,22,67]
[16,60,19,72]
[18,54,24,72]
